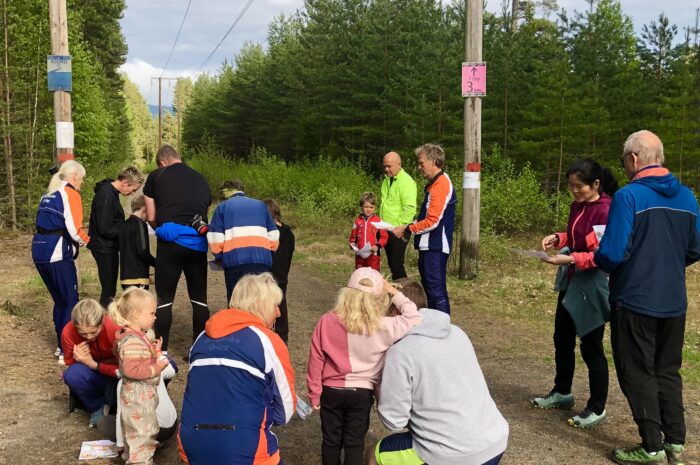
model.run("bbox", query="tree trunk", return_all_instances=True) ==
[2,0,17,229]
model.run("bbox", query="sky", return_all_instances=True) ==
[119,0,700,106]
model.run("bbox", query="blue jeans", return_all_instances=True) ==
[417,251,450,314]
[63,363,118,413]
[35,259,78,349]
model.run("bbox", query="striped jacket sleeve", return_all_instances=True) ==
[62,186,89,245]
[206,203,225,261]
[266,210,280,252]
[409,175,452,235]
[254,327,297,425]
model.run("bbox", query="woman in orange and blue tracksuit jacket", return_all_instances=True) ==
[32,161,90,357]
[178,273,296,465]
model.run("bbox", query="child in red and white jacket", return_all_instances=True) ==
[349,192,388,271]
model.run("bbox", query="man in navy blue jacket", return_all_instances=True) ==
[596,130,700,465]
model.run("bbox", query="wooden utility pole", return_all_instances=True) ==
[459,0,483,280]
[49,0,72,166]
[151,76,179,149]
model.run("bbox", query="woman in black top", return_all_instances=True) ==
[87,166,143,307]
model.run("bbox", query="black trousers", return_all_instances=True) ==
[611,306,686,451]
[93,251,119,308]
[274,283,289,344]
[384,232,409,280]
[154,241,210,351]
[320,387,374,465]
[553,291,608,414]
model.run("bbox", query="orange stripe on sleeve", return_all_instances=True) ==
[65,187,89,244]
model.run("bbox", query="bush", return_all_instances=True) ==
[480,146,553,234]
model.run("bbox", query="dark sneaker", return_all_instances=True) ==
[610,445,667,465]
[663,443,684,465]
[567,408,606,428]
[530,390,575,410]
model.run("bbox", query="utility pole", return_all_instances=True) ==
[459,0,483,280]
[49,0,72,166]
[151,76,179,149]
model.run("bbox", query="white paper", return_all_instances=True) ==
[354,242,373,259]
[512,248,550,260]
[79,440,118,460]
[372,221,395,230]
[593,225,606,242]
[56,121,74,149]
[463,172,480,189]
[296,396,314,420]
[208,260,224,271]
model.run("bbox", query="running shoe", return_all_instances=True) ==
[610,445,668,465]
[530,390,575,410]
[663,443,685,465]
[568,408,606,428]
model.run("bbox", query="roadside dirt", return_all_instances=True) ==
[0,232,697,465]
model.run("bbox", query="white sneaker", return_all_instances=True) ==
[54,347,61,357]
[57,354,65,365]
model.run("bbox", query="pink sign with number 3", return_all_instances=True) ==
[462,62,486,97]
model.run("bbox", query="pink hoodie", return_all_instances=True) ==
[306,292,421,406]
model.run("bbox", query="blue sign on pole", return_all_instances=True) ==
[47,55,72,92]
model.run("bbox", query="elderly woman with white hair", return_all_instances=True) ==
[32,160,90,363]
[178,273,297,465]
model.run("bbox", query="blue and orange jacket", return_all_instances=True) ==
[32,181,89,263]
[207,192,279,269]
[595,166,700,317]
[178,308,297,465]
[409,171,457,254]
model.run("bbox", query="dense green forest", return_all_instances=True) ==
[1,0,698,232]
[0,0,155,229]
[182,0,699,192]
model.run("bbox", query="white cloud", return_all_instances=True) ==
[119,58,194,106]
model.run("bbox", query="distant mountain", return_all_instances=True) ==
[149,104,174,118]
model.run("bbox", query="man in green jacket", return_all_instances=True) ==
[379,152,417,279]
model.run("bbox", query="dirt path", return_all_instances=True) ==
[0,233,697,464]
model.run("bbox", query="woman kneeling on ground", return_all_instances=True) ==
[532,158,618,429]
[61,298,120,428]
[178,273,296,465]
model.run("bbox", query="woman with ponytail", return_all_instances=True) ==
[32,160,90,363]
[531,159,617,430]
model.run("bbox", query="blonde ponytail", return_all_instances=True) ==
[332,279,390,335]
[108,287,154,327]
[47,160,86,194]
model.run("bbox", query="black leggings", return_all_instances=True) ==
[553,291,608,414]
[93,251,119,309]
[154,241,209,351]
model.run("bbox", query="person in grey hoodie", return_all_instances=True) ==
[369,280,509,465]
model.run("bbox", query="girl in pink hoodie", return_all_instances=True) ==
[307,267,422,465]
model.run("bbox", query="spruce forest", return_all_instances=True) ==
[0,0,699,229]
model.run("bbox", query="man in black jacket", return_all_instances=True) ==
[88,166,144,308]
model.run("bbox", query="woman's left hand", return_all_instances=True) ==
[540,254,574,266]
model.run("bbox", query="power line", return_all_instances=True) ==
[192,0,256,77]
[160,0,192,78]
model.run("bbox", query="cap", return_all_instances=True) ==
[347,267,384,295]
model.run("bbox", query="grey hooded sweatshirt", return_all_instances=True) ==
[378,309,509,465]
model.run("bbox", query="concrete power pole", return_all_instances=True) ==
[459,0,483,280]
[49,0,72,165]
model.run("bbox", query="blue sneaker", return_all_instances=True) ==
[88,406,105,428]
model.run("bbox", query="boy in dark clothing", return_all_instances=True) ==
[264,198,295,345]
[88,166,144,307]
[119,195,155,290]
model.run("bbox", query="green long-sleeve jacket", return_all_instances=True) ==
[379,168,417,226]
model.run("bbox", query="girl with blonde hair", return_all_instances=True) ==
[109,288,169,465]
[307,267,422,465]
[32,160,89,363]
